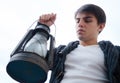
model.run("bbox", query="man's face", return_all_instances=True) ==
[75,13,104,42]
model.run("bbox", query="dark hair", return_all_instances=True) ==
[75,4,106,24]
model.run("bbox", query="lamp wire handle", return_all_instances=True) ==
[28,19,57,38]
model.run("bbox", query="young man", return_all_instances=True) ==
[38,4,120,83]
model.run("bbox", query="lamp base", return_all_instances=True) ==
[6,52,49,83]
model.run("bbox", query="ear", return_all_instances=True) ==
[98,23,105,32]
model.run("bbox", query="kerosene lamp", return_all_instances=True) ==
[6,22,55,83]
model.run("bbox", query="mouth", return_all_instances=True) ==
[77,29,85,34]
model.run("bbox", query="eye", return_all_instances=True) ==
[84,16,93,23]
[84,18,92,23]
[75,18,80,23]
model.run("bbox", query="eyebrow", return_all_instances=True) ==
[75,16,93,19]
[84,16,93,19]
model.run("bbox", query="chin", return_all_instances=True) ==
[78,36,85,41]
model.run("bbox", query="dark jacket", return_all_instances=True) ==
[49,41,120,83]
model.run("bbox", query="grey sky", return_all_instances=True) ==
[0,0,120,83]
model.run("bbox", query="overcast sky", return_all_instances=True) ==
[0,0,120,83]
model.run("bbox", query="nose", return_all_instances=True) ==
[78,19,85,28]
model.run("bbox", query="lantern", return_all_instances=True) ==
[6,23,55,83]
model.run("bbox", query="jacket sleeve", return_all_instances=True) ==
[114,46,120,80]
[51,45,66,70]
[115,46,120,63]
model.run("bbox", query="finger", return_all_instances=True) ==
[39,13,56,23]
[44,14,50,21]
[50,13,56,22]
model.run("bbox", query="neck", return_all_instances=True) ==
[80,39,98,46]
